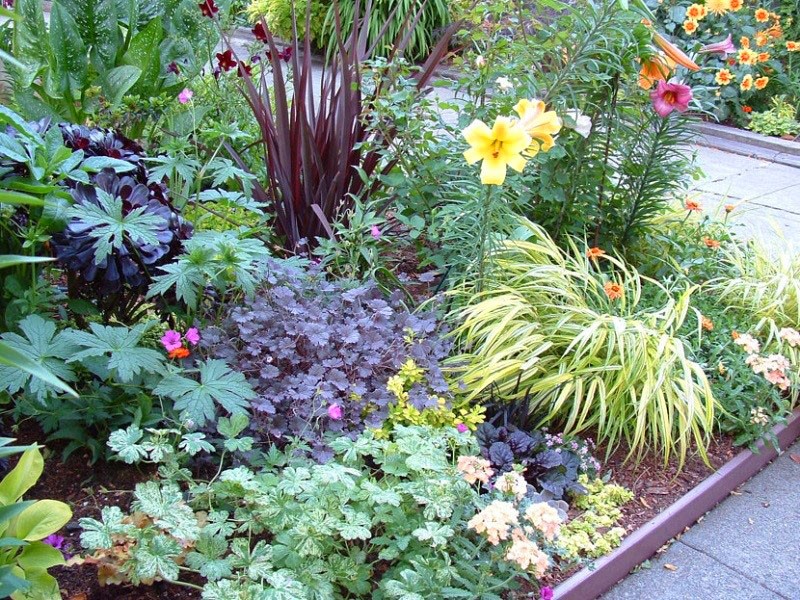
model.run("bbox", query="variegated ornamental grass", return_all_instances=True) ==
[448,221,717,467]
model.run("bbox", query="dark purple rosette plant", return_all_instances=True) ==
[51,169,191,322]
[206,262,452,460]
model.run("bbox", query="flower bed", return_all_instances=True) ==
[0,0,799,598]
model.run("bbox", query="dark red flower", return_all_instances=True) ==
[252,22,268,42]
[279,46,293,62]
[167,62,180,75]
[237,62,253,77]
[198,0,218,18]
[216,50,237,72]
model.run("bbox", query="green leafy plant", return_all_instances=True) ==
[0,441,72,599]
[7,0,219,131]
[748,96,800,138]
[448,220,717,466]
[80,425,564,597]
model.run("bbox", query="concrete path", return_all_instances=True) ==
[604,440,800,600]
[691,146,800,252]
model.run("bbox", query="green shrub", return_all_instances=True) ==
[448,220,717,466]
[748,96,800,137]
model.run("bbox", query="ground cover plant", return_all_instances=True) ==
[0,0,799,597]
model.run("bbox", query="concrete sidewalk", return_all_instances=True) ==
[603,147,800,600]
[692,146,800,252]
[604,440,800,600]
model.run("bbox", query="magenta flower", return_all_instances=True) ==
[43,534,65,550]
[178,88,193,104]
[456,423,468,433]
[370,225,382,240]
[160,330,183,352]
[540,587,554,600]
[650,80,692,117]
[327,404,343,420]
[699,34,736,57]
[185,327,201,346]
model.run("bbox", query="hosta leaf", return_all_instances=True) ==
[153,360,254,427]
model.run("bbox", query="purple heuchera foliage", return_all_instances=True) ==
[207,262,451,459]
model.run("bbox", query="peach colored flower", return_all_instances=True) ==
[604,282,624,301]
[685,199,702,212]
[587,247,606,260]
[734,333,760,354]
[703,236,721,249]
[778,328,800,347]
[495,471,528,500]
[524,502,562,541]
[468,500,519,545]
[505,528,550,576]
[457,456,494,485]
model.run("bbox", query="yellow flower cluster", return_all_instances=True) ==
[380,359,485,434]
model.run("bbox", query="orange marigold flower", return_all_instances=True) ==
[715,69,734,85]
[755,31,769,47]
[729,0,742,10]
[587,247,606,260]
[738,48,756,65]
[740,74,754,91]
[787,41,799,51]
[685,199,702,212]
[732,330,740,340]
[702,316,714,331]
[743,105,753,113]
[767,25,783,38]
[604,282,624,301]
[740,36,750,48]
[754,8,770,22]
[725,203,735,213]
[703,236,721,249]
[168,347,191,359]
[757,52,770,62]
[641,18,653,27]
[755,76,769,90]
[683,19,699,34]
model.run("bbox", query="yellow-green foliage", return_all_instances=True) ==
[183,202,263,232]
[559,475,633,560]
[246,0,330,44]
[708,239,800,329]
[379,359,485,434]
[448,220,717,466]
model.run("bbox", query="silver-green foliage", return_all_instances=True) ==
[81,426,539,598]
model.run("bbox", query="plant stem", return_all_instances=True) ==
[477,185,494,291]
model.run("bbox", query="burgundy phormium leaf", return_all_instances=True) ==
[198,0,218,18]
[222,0,461,252]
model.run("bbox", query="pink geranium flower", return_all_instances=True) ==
[178,88,193,104]
[456,423,469,433]
[699,34,736,56]
[185,327,201,346]
[327,404,343,420]
[160,330,183,352]
[650,80,693,117]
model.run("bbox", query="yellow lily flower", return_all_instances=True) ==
[463,117,531,185]
[513,99,562,157]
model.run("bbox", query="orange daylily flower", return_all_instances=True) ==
[604,282,624,301]
[653,32,700,71]
[638,53,676,89]
[587,247,606,260]
[703,236,721,249]
[685,199,702,212]
[702,316,714,331]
